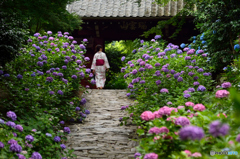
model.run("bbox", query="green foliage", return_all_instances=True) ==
[0,11,29,66]
[0,0,82,33]
[194,0,240,72]
[0,32,90,158]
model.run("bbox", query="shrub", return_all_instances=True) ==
[0,31,91,158]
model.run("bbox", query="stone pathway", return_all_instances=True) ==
[66,89,138,159]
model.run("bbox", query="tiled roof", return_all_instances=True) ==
[67,0,184,18]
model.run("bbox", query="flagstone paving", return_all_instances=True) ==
[66,89,138,159]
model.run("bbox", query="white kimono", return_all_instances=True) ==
[91,52,110,88]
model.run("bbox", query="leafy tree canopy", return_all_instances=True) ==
[0,0,82,34]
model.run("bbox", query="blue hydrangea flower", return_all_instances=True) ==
[234,44,240,50]
[180,43,185,48]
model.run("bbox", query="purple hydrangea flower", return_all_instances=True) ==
[85,110,90,114]
[175,117,190,127]
[155,70,161,76]
[75,107,80,111]
[60,121,65,124]
[63,127,71,134]
[49,91,54,95]
[155,63,161,67]
[132,69,138,75]
[160,88,169,93]
[177,77,183,82]
[221,82,231,88]
[31,152,42,159]
[46,133,52,137]
[188,72,195,76]
[134,152,141,158]
[126,93,131,97]
[138,67,145,72]
[80,98,87,105]
[209,120,229,137]
[17,74,23,79]
[15,125,23,132]
[9,144,22,153]
[85,57,90,61]
[170,70,175,74]
[0,142,4,148]
[140,80,145,84]
[0,119,5,124]
[8,139,18,145]
[25,135,34,142]
[80,44,86,50]
[4,74,10,77]
[54,136,61,142]
[154,35,161,39]
[47,31,52,34]
[174,73,180,79]
[197,85,206,92]
[60,144,66,149]
[185,56,191,60]
[62,66,67,69]
[203,73,210,76]
[16,154,26,159]
[188,88,195,92]
[57,90,63,95]
[71,75,77,79]
[46,77,53,82]
[7,111,17,121]
[6,121,16,128]
[193,82,200,86]
[193,76,199,80]
[91,79,96,84]
[156,80,161,85]
[179,126,205,140]
[184,94,191,98]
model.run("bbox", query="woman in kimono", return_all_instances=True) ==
[91,45,110,89]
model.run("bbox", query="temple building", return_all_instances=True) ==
[67,0,198,87]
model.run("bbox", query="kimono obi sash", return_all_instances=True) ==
[96,59,105,66]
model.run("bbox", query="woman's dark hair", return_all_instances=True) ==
[95,45,102,52]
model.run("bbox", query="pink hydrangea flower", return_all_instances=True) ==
[191,152,202,157]
[148,126,169,134]
[177,106,185,109]
[170,107,178,113]
[228,140,234,145]
[185,102,195,107]
[193,104,206,111]
[153,111,162,118]
[184,150,191,157]
[153,136,160,142]
[174,132,179,135]
[144,153,158,159]
[158,106,172,116]
[188,114,195,118]
[140,111,155,121]
[32,129,37,132]
[217,113,227,118]
[215,90,230,98]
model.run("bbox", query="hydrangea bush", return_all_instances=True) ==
[120,36,240,158]
[0,31,91,158]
